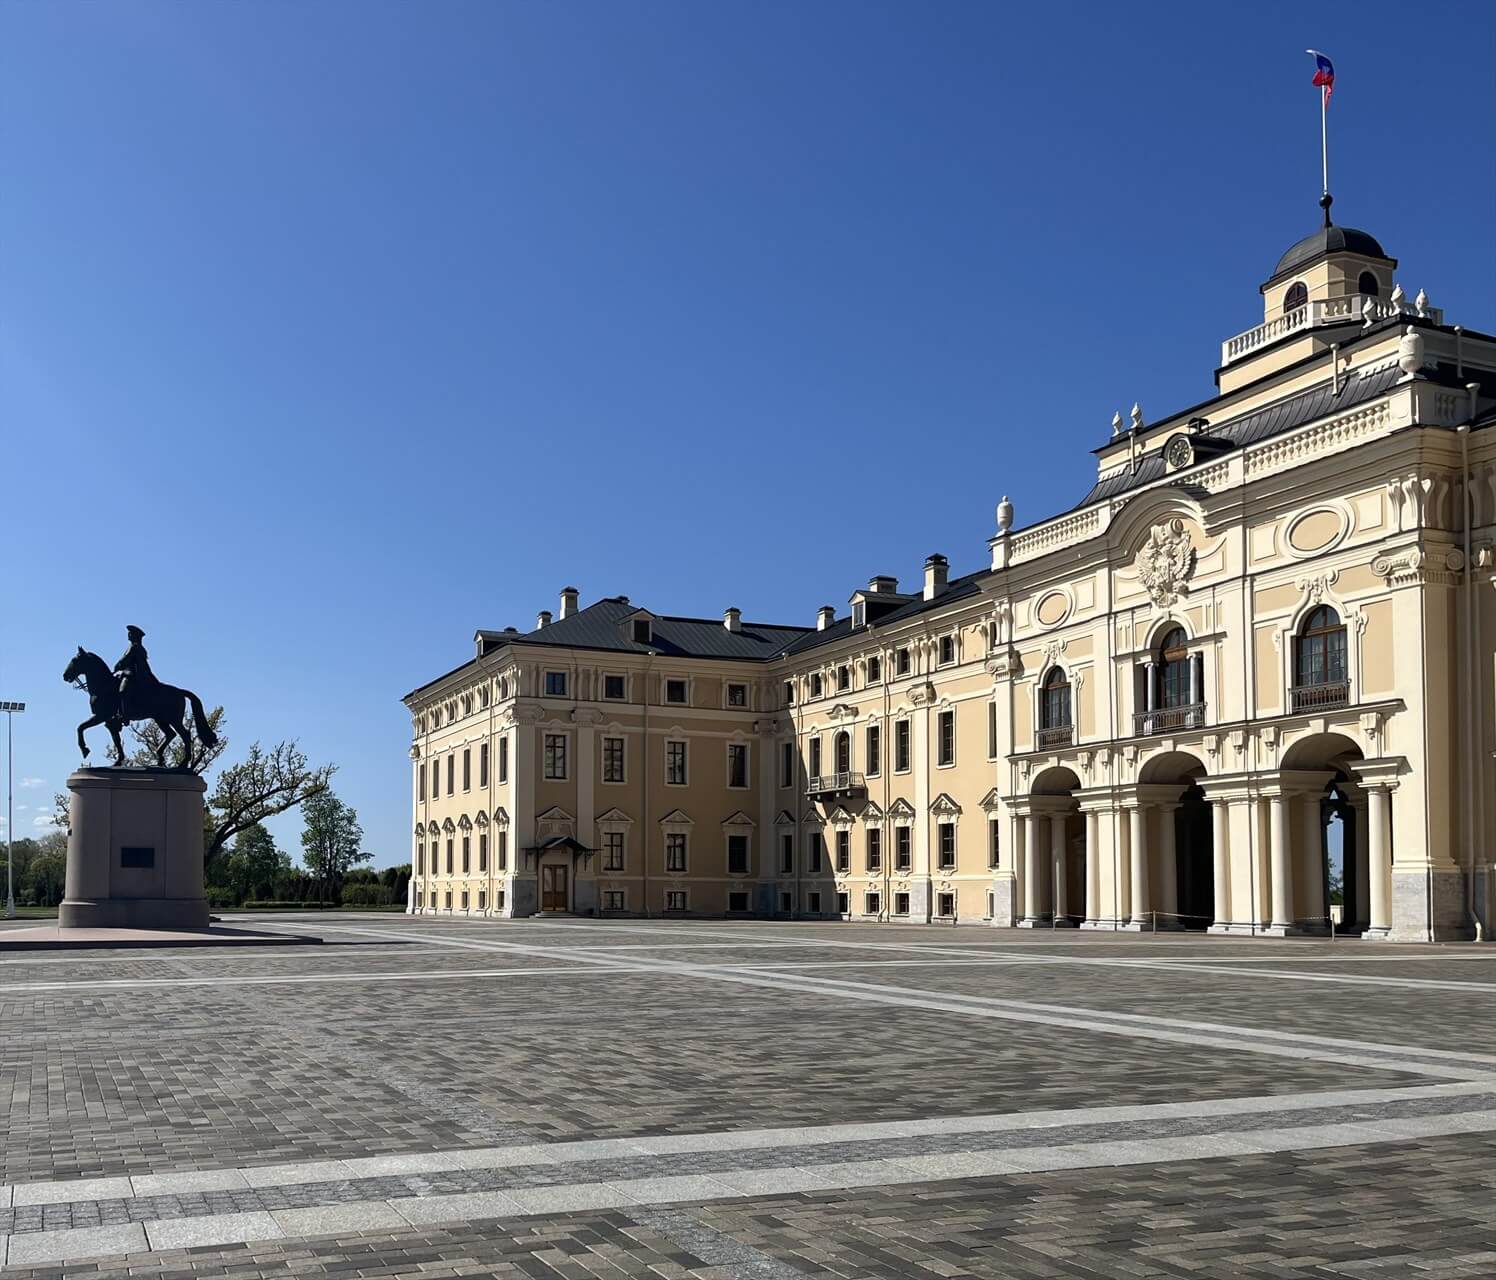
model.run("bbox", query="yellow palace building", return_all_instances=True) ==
[404,210,1494,943]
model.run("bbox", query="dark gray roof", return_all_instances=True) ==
[781,573,987,658]
[1072,360,1403,510]
[1272,225,1392,280]
[508,597,811,661]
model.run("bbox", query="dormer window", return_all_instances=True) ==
[852,601,865,628]
[1357,271,1379,298]
[632,619,652,644]
[1283,281,1308,314]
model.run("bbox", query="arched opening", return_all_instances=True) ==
[1028,766,1083,926]
[1283,281,1309,313]
[1281,733,1366,934]
[1138,751,1211,930]
[1038,667,1072,748]
[833,731,850,776]
[1357,271,1379,299]
[1292,605,1348,711]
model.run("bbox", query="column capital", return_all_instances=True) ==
[1348,756,1406,792]
[1257,768,1336,799]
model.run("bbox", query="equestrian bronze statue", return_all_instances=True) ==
[64,626,218,771]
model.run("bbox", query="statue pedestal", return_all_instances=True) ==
[60,769,210,930]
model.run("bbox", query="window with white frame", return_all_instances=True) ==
[865,891,881,916]
[896,648,911,676]
[480,742,489,787]
[479,833,488,871]
[727,833,750,875]
[462,748,471,791]
[602,736,625,783]
[895,720,910,771]
[496,830,508,870]
[665,890,687,911]
[866,723,881,776]
[810,673,823,699]
[727,682,747,708]
[837,665,850,691]
[937,710,955,766]
[603,830,625,871]
[727,743,749,789]
[461,836,470,873]
[895,826,912,871]
[989,818,1000,867]
[665,678,688,705]
[461,890,469,909]
[603,674,626,700]
[498,736,508,782]
[867,655,881,683]
[808,832,824,873]
[808,735,822,778]
[835,829,850,872]
[987,702,998,758]
[783,681,794,706]
[938,635,955,666]
[866,827,882,871]
[544,733,568,779]
[835,891,849,915]
[894,891,910,915]
[544,670,568,697]
[665,832,688,872]
[604,890,625,910]
[418,762,426,802]
[665,740,687,785]
[937,892,955,918]
[478,890,487,910]
[938,822,956,870]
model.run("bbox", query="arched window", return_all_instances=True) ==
[1294,606,1348,706]
[1357,271,1379,299]
[834,731,851,775]
[1041,667,1071,729]
[1283,281,1308,313]
[1158,627,1192,708]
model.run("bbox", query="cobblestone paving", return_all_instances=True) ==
[1,914,1494,1277]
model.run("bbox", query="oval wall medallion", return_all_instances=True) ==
[1035,590,1072,628]
[1286,507,1348,556]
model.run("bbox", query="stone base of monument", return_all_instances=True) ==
[58,767,211,930]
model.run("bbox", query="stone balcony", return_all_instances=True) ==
[1221,294,1443,366]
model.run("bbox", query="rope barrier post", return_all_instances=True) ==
[1152,909,1157,934]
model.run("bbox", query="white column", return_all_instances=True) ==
[1050,813,1068,922]
[1084,809,1100,925]
[1269,793,1293,930]
[1116,802,1132,923]
[1211,797,1230,930]
[1023,812,1042,923]
[1155,803,1178,925]
[1128,805,1149,924]
[1366,785,1392,937]
[1299,794,1326,927]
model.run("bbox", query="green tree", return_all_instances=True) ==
[300,789,367,898]
[206,823,294,904]
[19,832,67,907]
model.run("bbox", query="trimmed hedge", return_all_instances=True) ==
[242,900,340,910]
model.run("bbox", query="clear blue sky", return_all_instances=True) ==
[3,1,1492,865]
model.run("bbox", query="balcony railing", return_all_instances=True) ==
[1221,294,1444,366]
[1134,703,1206,736]
[1035,724,1074,750]
[807,771,866,800]
[1290,681,1350,712]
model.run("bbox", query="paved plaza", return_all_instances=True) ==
[1,917,1494,1277]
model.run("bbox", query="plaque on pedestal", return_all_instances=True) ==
[60,768,210,930]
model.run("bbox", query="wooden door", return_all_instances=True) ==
[541,864,569,912]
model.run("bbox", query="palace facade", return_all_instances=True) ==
[404,215,1495,941]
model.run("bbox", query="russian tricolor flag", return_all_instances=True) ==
[1308,49,1335,106]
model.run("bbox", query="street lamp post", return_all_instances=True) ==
[1,701,25,920]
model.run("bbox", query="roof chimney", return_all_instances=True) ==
[536,610,552,630]
[559,586,579,619]
[923,554,949,601]
[817,605,835,631]
[724,607,741,633]
[868,575,899,594]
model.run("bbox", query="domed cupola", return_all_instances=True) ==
[1258,203,1397,323]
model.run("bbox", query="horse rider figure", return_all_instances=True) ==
[114,625,159,722]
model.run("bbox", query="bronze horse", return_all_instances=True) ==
[64,649,218,769]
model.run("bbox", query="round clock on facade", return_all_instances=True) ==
[1165,435,1193,469]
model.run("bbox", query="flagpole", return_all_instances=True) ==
[1320,86,1329,206]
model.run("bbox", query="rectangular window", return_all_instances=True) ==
[446,753,454,795]
[866,724,881,776]
[496,830,508,871]
[895,826,912,871]
[938,710,955,766]
[895,720,911,772]
[727,683,747,708]
[867,656,881,684]
[939,636,955,666]
[604,890,625,910]
[416,841,424,875]
[809,736,822,778]
[479,890,486,910]
[603,831,625,871]
[665,678,688,704]
[779,891,792,913]
[418,763,426,801]
[604,674,626,700]
[835,829,850,872]
[989,818,1001,867]
[779,832,794,874]
[544,670,568,697]
[938,892,956,918]
[896,648,911,676]
[666,832,688,872]
[809,833,824,874]
[837,665,850,691]
[835,891,849,915]
[602,736,625,783]
[480,742,489,787]
[783,681,794,706]
[544,733,567,780]
[666,740,687,785]
[986,890,994,919]
[938,823,956,870]
[727,743,748,789]
[867,827,882,872]
[780,742,794,788]
[460,890,469,910]
[444,890,452,910]
[479,832,488,872]
[727,834,749,875]
[445,839,454,874]
[808,890,822,914]
[988,702,998,758]
[496,890,506,911]
[498,736,509,783]
[462,835,470,873]
[865,891,881,916]
[462,749,471,791]
[894,891,910,916]
[666,890,687,912]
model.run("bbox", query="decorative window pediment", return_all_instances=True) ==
[887,797,916,824]
[473,810,489,827]
[441,817,457,833]
[979,787,1004,812]
[536,805,574,823]
[457,813,472,830]
[802,810,825,828]
[861,800,884,822]
[931,793,962,817]
[659,808,694,828]
[721,810,756,828]
[773,809,796,826]
[492,805,510,827]
[596,806,634,826]
[827,805,854,829]
[414,821,426,836]
[536,805,575,841]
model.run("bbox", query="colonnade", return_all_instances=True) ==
[1010,763,1399,936]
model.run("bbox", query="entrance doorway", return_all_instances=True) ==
[541,864,569,912]
[1175,783,1213,927]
